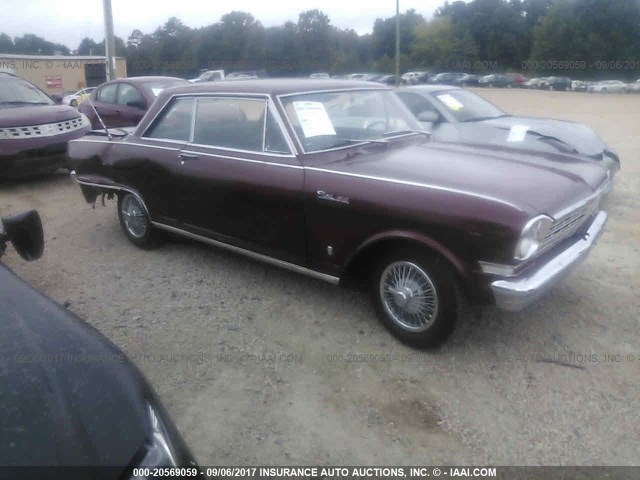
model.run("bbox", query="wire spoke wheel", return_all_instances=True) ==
[379,261,439,332]
[120,194,147,239]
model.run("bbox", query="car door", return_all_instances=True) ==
[92,82,121,127]
[133,96,197,224]
[115,83,148,127]
[172,95,306,264]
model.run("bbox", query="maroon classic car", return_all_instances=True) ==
[78,76,190,129]
[0,72,91,178]
[68,79,610,348]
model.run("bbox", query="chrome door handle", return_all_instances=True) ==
[179,153,198,165]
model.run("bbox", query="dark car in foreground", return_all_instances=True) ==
[396,84,620,177]
[0,210,200,474]
[0,73,91,178]
[79,76,190,129]
[69,79,610,348]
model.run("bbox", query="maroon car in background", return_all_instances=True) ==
[68,79,610,348]
[79,76,190,129]
[0,72,91,178]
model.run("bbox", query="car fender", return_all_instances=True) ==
[344,229,473,281]
[73,173,150,217]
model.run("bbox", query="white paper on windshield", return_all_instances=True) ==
[292,101,336,138]
[506,125,529,142]
[437,94,464,111]
[151,88,164,96]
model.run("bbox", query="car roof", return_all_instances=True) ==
[104,76,186,85]
[166,78,387,96]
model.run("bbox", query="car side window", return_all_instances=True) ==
[117,84,145,108]
[396,92,438,117]
[193,97,267,153]
[97,83,118,104]
[144,97,196,142]
[264,108,291,154]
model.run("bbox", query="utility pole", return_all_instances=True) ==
[103,0,116,81]
[395,0,400,86]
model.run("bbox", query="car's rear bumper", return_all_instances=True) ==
[490,210,607,311]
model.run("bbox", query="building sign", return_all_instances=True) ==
[46,75,63,89]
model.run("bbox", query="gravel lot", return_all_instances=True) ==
[2,89,639,466]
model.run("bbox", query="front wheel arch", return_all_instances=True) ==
[340,235,468,293]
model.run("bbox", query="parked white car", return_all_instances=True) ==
[189,69,225,83]
[627,79,640,93]
[62,87,95,107]
[588,80,627,94]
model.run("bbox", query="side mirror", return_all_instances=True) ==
[126,100,147,110]
[417,110,440,123]
[1,210,44,261]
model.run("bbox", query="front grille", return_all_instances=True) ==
[0,117,85,139]
[541,197,600,252]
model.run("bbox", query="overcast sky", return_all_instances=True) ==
[3,0,444,50]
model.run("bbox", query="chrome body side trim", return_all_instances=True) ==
[180,150,303,169]
[304,166,521,210]
[151,222,340,285]
[490,210,607,311]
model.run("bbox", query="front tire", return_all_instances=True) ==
[117,192,157,248]
[70,99,78,108]
[371,249,459,348]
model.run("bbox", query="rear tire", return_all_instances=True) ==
[117,192,157,248]
[370,248,459,349]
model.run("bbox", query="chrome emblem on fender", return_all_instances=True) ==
[317,190,350,204]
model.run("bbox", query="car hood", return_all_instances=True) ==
[325,139,608,217]
[0,264,148,468]
[0,104,81,128]
[475,115,607,157]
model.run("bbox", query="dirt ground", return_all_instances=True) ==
[1,89,639,466]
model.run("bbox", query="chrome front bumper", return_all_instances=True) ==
[491,210,608,311]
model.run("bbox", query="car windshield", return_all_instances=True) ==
[432,89,505,122]
[281,89,423,153]
[140,79,190,97]
[0,77,54,107]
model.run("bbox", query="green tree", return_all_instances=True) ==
[0,33,14,53]
[412,17,479,71]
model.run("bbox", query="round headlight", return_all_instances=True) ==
[514,215,553,261]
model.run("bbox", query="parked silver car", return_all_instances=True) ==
[588,80,627,94]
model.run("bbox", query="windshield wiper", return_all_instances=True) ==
[335,138,390,148]
[462,114,506,123]
[382,129,430,138]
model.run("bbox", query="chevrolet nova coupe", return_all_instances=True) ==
[68,79,610,348]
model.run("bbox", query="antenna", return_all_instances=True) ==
[85,92,112,141]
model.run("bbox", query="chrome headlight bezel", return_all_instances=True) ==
[514,215,553,261]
